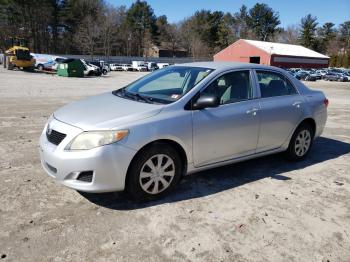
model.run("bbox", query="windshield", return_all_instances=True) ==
[114,66,213,104]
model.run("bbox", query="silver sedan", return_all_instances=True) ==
[39,62,328,200]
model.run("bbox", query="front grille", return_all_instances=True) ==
[46,129,66,145]
[77,171,93,182]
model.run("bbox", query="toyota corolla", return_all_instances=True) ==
[39,62,328,200]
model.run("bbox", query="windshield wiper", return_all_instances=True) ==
[115,89,153,103]
[132,93,153,103]
[113,89,170,104]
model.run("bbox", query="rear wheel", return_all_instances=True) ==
[126,143,182,201]
[285,123,314,161]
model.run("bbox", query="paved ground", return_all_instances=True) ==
[0,67,349,262]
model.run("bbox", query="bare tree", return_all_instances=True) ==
[74,15,101,59]
[166,24,181,57]
[100,5,119,59]
[273,25,300,44]
[143,28,153,61]
[190,35,210,59]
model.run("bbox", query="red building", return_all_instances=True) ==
[214,39,329,69]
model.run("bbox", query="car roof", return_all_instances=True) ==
[176,61,284,72]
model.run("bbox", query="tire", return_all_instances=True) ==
[102,69,107,75]
[126,143,183,201]
[7,59,14,70]
[37,64,44,71]
[285,123,314,161]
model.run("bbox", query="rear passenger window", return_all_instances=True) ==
[256,71,297,98]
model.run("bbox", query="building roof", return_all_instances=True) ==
[243,39,329,59]
[177,61,281,71]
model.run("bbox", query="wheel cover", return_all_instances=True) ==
[139,154,175,194]
[295,130,311,157]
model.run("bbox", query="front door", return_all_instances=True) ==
[192,70,260,167]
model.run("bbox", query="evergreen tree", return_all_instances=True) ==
[246,3,280,41]
[299,14,318,50]
[124,0,157,56]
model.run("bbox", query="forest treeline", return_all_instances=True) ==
[0,0,349,67]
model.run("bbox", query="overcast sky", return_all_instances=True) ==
[107,0,350,27]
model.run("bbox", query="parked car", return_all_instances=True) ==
[157,63,169,69]
[121,64,133,71]
[311,72,322,80]
[31,53,53,70]
[81,59,102,76]
[40,57,67,71]
[146,62,159,71]
[316,70,328,78]
[88,61,109,75]
[110,63,123,71]
[39,62,328,200]
[304,74,317,81]
[41,60,56,71]
[338,73,349,82]
[324,72,348,82]
[33,55,66,71]
[294,71,309,80]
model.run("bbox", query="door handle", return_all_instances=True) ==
[246,108,259,115]
[292,101,302,108]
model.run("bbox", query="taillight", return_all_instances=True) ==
[324,98,329,107]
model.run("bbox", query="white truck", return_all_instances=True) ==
[132,61,147,71]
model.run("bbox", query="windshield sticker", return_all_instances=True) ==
[171,94,180,99]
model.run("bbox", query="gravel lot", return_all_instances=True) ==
[0,67,349,262]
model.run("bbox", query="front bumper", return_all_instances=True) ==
[39,118,137,193]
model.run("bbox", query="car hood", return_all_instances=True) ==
[54,92,164,130]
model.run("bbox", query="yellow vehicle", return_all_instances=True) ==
[4,38,35,70]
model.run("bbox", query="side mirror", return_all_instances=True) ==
[192,94,220,110]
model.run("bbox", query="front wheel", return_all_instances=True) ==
[285,123,314,161]
[126,143,183,201]
[7,59,14,70]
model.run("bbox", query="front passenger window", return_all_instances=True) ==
[257,71,297,98]
[202,70,253,105]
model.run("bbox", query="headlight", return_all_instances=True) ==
[66,130,129,150]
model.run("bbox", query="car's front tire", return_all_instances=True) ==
[126,143,182,201]
[285,123,314,161]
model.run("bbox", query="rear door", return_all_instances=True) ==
[255,70,303,152]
